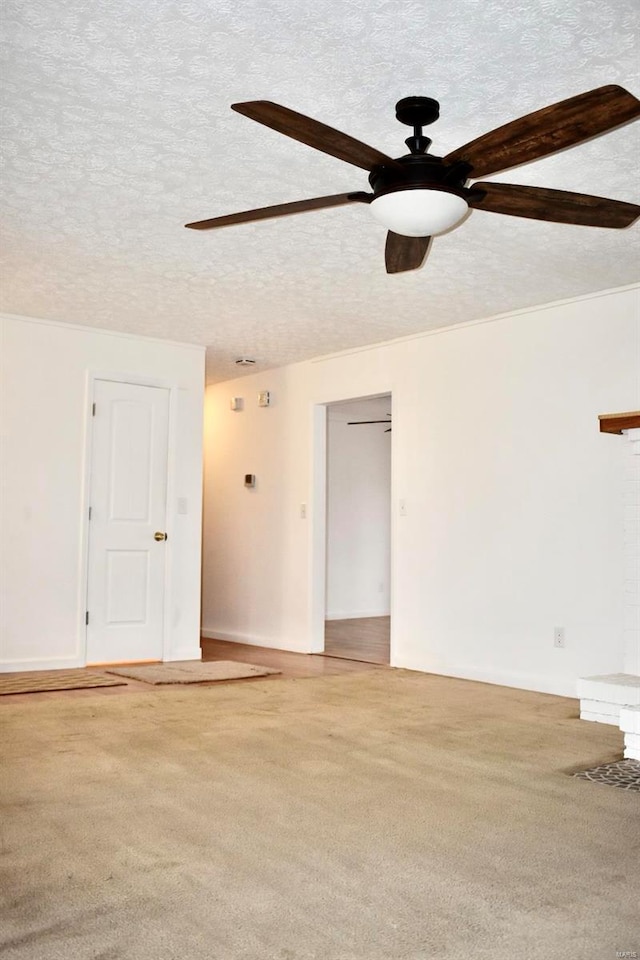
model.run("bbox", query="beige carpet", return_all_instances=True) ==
[0,670,126,696]
[106,659,281,684]
[0,670,637,960]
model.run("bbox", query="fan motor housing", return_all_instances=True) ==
[368,155,470,201]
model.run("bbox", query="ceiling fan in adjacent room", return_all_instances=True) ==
[348,415,392,433]
[185,85,640,274]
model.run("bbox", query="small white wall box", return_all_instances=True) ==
[258,391,271,407]
[230,397,243,411]
[244,474,256,488]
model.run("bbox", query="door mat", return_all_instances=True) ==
[0,670,127,696]
[573,758,640,792]
[106,660,281,685]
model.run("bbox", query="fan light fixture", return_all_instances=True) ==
[369,189,469,238]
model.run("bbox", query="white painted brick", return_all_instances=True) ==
[624,486,640,507]
[623,743,640,760]
[578,673,638,685]
[624,608,640,629]
[603,433,640,711]
[624,579,639,601]
[619,705,640,734]
[580,709,620,725]
[624,658,640,677]
[624,524,640,544]
[625,466,640,483]
[579,697,621,714]
[624,631,640,655]
[577,675,640,705]
[579,698,623,723]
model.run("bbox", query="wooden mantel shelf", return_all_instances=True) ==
[599,411,640,435]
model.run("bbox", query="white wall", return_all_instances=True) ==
[0,314,205,671]
[202,285,639,696]
[326,398,391,619]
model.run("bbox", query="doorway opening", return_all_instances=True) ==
[321,394,391,665]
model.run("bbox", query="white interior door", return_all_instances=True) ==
[86,379,170,665]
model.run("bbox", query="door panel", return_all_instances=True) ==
[108,400,153,520]
[105,550,149,623]
[86,380,170,665]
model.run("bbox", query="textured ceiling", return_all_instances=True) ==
[1,0,639,383]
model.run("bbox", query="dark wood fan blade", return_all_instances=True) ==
[445,85,640,178]
[385,232,432,274]
[467,182,640,228]
[347,420,392,425]
[231,101,398,171]
[185,192,371,230]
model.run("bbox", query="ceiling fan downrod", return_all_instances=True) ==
[395,96,440,155]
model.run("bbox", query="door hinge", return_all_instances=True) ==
[92,402,96,416]
[88,506,92,521]
[85,611,89,625]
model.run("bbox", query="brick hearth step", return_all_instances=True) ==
[577,673,640,725]
[619,705,640,760]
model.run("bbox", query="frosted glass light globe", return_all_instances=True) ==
[370,189,469,237]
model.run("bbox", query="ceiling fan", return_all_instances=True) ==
[185,85,640,274]
[348,415,392,433]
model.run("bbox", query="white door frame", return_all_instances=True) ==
[79,371,178,665]
[309,392,395,661]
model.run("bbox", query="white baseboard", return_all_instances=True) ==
[0,656,86,674]
[1,648,203,672]
[201,627,308,653]
[391,653,577,699]
[325,609,390,621]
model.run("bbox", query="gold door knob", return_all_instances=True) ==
[154,531,168,542]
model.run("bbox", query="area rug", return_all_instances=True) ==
[106,659,280,684]
[573,757,640,791]
[0,670,126,696]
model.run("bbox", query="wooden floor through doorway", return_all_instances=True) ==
[323,616,390,664]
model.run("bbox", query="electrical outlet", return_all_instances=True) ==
[553,627,565,648]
